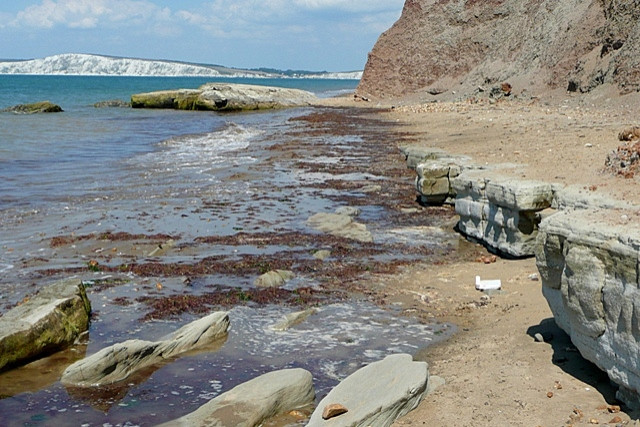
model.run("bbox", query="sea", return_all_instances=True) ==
[0,75,457,426]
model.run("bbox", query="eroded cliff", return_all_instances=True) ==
[357,0,640,100]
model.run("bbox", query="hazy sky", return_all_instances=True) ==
[0,0,405,71]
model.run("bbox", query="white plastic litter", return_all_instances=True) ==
[475,275,501,291]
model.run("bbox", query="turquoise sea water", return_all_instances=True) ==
[0,75,357,208]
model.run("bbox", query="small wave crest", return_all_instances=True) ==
[136,122,262,175]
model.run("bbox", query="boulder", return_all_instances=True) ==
[254,270,294,288]
[307,213,373,243]
[0,279,91,372]
[159,368,315,427]
[536,208,640,408]
[2,101,63,113]
[131,83,317,111]
[60,311,229,387]
[307,353,429,427]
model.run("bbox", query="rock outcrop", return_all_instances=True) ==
[536,208,640,408]
[0,279,91,371]
[453,171,553,257]
[358,0,640,100]
[307,353,428,427]
[160,368,315,427]
[60,311,229,387]
[2,101,63,113]
[131,83,317,111]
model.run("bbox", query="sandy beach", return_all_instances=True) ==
[324,90,640,425]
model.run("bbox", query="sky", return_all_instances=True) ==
[0,0,405,71]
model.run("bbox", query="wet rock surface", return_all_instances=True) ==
[0,279,90,372]
[61,311,229,387]
[2,101,63,113]
[160,368,314,427]
[0,107,459,425]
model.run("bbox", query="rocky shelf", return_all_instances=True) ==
[131,82,318,111]
[405,144,640,408]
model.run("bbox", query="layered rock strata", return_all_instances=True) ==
[407,147,552,257]
[453,171,553,257]
[131,83,317,111]
[406,145,640,406]
[536,209,640,407]
[0,279,91,371]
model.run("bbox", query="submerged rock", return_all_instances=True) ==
[2,101,63,113]
[160,368,315,427]
[307,353,429,427]
[307,213,373,243]
[60,311,229,387]
[93,99,130,108]
[0,279,91,372]
[254,270,295,288]
[271,308,317,332]
[131,83,317,111]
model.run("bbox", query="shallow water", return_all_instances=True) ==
[0,77,459,426]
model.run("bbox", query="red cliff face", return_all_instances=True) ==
[357,0,640,100]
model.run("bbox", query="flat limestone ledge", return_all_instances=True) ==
[131,82,318,111]
[160,368,314,427]
[0,279,91,372]
[452,170,553,257]
[536,208,640,408]
[307,354,428,427]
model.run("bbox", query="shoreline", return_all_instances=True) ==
[320,95,640,424]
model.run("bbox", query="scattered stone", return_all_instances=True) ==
[589,418,599,424]
[307,212,373,243]
[547,391,554,398]
[312,250,331,261]
[2,101,63,114]
[271,308,317,332]
[307,354,428,426]
[608,405,621,413]
[528,273,539,281]
[147,239,175,257]
[0,279,91,372]
[609,415,623,423]
[534,333,545,343]
[322,403,349,420]
[618,126,640,141]
[61,311,229,386]
[159,368,315,427]
[254,270,295,288]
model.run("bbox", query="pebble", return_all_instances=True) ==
[534,333,545,343]
[528,273,539,281]
[322,403,348,420]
